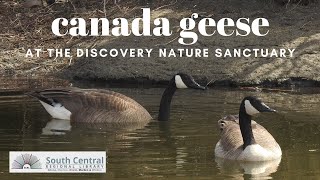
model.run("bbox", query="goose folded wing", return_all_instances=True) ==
[28,88,140,113]
[252,123,280,151]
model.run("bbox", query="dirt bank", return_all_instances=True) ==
[1,0,320,87]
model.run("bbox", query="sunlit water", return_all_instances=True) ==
[0,87,319,179]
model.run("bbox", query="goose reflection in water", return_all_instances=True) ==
[215,157,281,179]
[42,119,71,135]
[41,118,150,138]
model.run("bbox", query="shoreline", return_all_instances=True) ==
[1,76,320,95]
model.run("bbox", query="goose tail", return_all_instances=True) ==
[26,90,72,120]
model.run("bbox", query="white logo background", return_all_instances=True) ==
[9,151,106,173]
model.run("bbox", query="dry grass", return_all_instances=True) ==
[274,0,315,6]
[0,0,159,77]
[0,0,317,78]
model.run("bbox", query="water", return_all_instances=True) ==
[0,87,319,179]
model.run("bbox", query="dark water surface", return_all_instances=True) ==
[0,88,319,179]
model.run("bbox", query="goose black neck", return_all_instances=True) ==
[239,103,256,149]
[158,80,177,121]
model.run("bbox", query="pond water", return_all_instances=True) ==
[0,87,319,179]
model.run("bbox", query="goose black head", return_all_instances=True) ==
[173,73,207,90]
[242,96,276,116]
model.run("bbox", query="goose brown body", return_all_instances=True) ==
[29,88,152,123]
[215,115,282,161]
[28,73,207,123]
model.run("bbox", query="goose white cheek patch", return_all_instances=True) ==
[175,75,188,89]
[244,100,260,115]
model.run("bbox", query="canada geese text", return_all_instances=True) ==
[27,73,206,123]
[215,96,282,161]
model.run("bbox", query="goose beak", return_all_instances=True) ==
[264,108,276,113]
[260,103,276,113]
[189,79,207,90]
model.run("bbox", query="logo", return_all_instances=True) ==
[11,153,42,169]
[9,151,106,173]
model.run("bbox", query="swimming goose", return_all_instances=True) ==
[27,73,206,123]
[214,96,282,161]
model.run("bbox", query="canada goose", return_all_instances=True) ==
[27,73,206,123]
[214,96,282,161]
